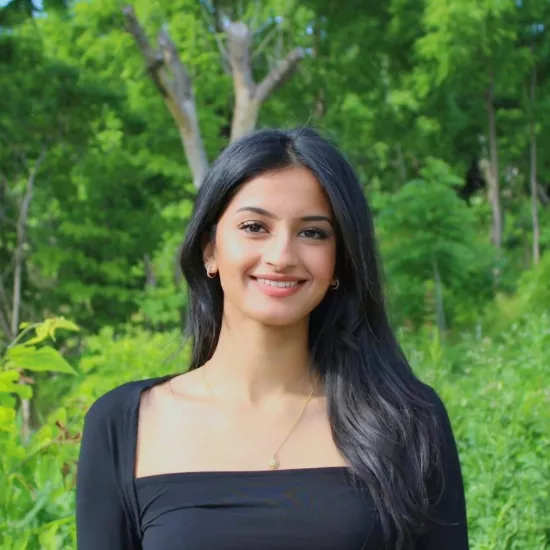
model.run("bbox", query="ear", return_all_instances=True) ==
[202,233,217,268]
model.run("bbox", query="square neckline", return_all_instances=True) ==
[129,373,351,485]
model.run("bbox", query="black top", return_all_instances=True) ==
[75,376,469,550]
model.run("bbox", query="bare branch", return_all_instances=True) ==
[11,146,46,337]
[200,0,231,73]
[122,5,209,188]
[255,47,304,103]
[251,23,280,62]
[122,5,168,97]
[208,0,227,36]
[158,26,193,104]
[227,22,255,94]
[122,5,160,67]
[0,273,13,341]
[216,40,231,75]
[227,16,305,142]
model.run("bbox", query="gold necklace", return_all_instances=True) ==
[202,366,316,470]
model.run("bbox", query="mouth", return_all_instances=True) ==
[250,276,306,296]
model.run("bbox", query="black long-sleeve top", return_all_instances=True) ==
[75,375,469,550]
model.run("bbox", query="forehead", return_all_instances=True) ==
[226,167,332,215]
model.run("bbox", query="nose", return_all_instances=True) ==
[263,230,298,270]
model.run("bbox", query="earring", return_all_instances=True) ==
[205,264,217,279]
[330,279,340,290]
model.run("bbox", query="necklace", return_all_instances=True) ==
[201,365,316,470]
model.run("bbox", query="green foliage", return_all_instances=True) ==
[0,318,79,550]
[514,250,550,314]
[0,317,185,549]
[377,159,495,329]
[1,1,550,547]
[4,314,549,549]
[404,312,550,550]
[488,251,550,332]
[0,15,184,334]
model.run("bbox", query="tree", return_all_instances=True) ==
[377,158,494,331]
[414,0,520,258]
[122,1,306,188]
[518,0,550,265]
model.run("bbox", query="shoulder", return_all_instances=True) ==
[415,381,463,472]
[409,381,460,460]
[416,381,454,423]
[83,375,175,429]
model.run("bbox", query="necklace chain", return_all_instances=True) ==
[202,365,316,470]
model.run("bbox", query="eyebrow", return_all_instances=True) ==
[235,206,333,225]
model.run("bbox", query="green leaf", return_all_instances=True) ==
[0,405,17,433]
[23,317,80,346]
[6,346,76,374]
[0,371,33,399]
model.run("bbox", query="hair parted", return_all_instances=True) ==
[180,126,445,550]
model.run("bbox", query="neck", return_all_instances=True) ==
[205,314,313,405]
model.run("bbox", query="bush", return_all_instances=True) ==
[0,320,185,549]
[0,318,79,550]
[403,313,550,549]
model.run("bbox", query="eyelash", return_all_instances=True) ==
[239,221,330,240]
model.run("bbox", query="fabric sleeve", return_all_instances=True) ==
[417,388,470,550]
[75,398,140,550]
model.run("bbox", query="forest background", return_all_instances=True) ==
[0,0,549,548]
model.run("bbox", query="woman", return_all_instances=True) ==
[76,127,469,550]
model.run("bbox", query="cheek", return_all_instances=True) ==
[215,234,257,273]
[307,245,336,280]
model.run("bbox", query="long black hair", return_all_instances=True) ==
[180,127,444,549]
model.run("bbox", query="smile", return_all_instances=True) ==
[250,276,306,298]
[257,279,299,288]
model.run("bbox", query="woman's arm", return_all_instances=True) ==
[418,389,470,549]
[76,399,140,550]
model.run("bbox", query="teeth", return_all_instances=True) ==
[257,279,299,288]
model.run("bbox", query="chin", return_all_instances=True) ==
[246,307,309,328]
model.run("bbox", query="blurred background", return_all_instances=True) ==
[0,0,549,548]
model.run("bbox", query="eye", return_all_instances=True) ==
[239,221,267,234]
[300,227,331,240]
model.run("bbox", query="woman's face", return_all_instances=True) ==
[204,166,337,327]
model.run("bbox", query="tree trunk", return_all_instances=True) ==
[11,150,45,338]
[122,7,208,189]
[123,5,304,188]
[529,59,540,265]
[228,22,303,141]
[485,64,503,252]
[11,148,46,443]
[0,173,13,339]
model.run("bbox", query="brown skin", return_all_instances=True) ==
[135,167,347,477]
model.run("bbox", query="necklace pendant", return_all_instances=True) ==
[268,455,279,470]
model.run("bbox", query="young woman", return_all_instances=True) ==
[76,127,469,550]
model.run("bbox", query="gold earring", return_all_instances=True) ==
[205,264,217,279]
[330,279,339,290]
